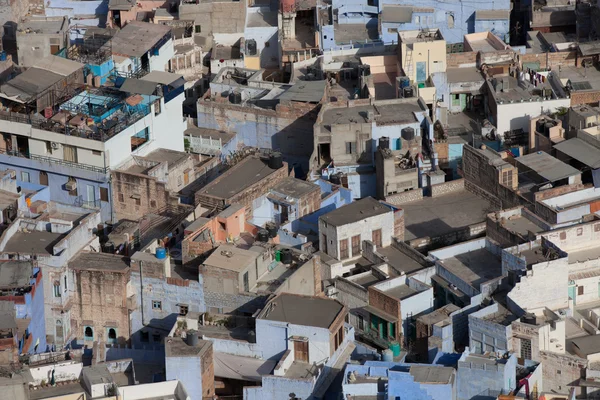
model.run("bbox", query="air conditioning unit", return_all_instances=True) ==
[51,142,60,150]
[65,181,77,191]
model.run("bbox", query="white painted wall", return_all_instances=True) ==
[29,361,82,386]
[150,39,175,72]
[495,98,571,137]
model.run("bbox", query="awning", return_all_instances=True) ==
[364,305,398,322]
[554,138,600,169]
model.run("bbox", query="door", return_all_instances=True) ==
[63,145,77,163]
[294,340,309,363]
[322,234,328,254]
[39,171,48,186]
[568,281,576,306]
[87,185,95,205]
[372,229,382,247]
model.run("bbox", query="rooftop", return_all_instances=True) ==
[497,212,545,237]
[381,284,417,300]
[258,293,344,329]
[196,157,282,200]
[165,335,212,357]
[320,197,390,227]
[399,29,444,44]
[17,16,67,34]
[111,21,171,57]
[376,246,428,275]
[320,101,423,127]
[541,186,600,210]
[246,9,277,28]
[409,365,454,384]
[82,364,113,385]
[417,304,460,326]
[0,261,33,290]
[559,65,600,92]
[401,190,494,241]
[572,334,600,356]
[554,138,600,169]
[516,151,580,182]
[446,68,485,84]
[271,177,319,200]
[202,244,262,272]
[68,252,129,272]
[3,230,66,255]
[438,247,503,292]
[481,304,518,326]
[214,352,276,382]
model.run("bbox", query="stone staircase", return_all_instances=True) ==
[312,341,356,399]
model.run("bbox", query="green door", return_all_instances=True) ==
[568,282,576,306]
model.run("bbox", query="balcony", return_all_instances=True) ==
[0,148,108,176]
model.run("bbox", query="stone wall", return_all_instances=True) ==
[520,51,577,70]
[446,52,478,68]
[408,221,486,252]
[111,170,172,221]
[570,90,600,106]
[385,189,423,205]
[538,351,587,395]
[431,179,464,197]
[368,287,401,343]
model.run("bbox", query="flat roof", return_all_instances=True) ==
[475,10,510,20]
[184,126,234,143]
[83,365,113,385]
[572,334,600,356]
[516,151,580,182]
[480,304,517,326]
[18,16,66,34]
[139,148,190,169]
[68,252,129,272]
[3,230,66,255]
[246,9,277,28]
[321,101,423,127]
[0,190,20,210]
[259,293,343,329]
[446,68,485,84]
[111,21,171,57]
[381,5,413,23]
[417,304,460,326]
[382,284,417,300]
[439,248,503,291]
[377,246,428,275]
[165,336,212,357]
[0,261,32,289]
[501,214,545,236]
[320,197,390,227]
[141,70,184,86]
[277,80,326,103]
[203,244,260,272]
[272,177,319,199]
[32,56,83,77]
[401,190,494,241]
[0,68,65,103]
[554,138,600,169]
[197,157,281,200]
[214,352,276,381]
[409,365,454,384]
[120,78,157,96]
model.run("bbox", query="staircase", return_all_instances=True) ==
[404,47,414,78]
[313,342,356,399]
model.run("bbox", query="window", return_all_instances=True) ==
[447,13,454,28]
[64,275,67,292]
[520,338,532,360]
[345,141,357,154]
[131,128,150,151]
[84,326,94,341]
[39,171,48,186]
[179,304,189,316]
[118,193,124,203]
[150,200,157,208]
[358,315,364,331]
[100,187,109,202]
[135,197,141,206]
[140,331,149,342]
[107,328,117,344]
[557,370,562,375]
[339,239,349,259]
[387,28,396,33]
[20,171,30,183]
[243,272,249,292]
[414,16,420,24]
[195,25,201,33]
[389,322,395,338]
[154,99,161,116]
[351,235,361,257]
[152,300,162,310]
[53,282,61,297]
[92,150,102,156]
[152,333,161,342]
[578,286,584,295]
[63,145,77,163]
[501,170,514,188]
[372,229,382,247]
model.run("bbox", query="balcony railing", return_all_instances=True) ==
[0,148,108,174]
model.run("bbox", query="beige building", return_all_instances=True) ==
[398,29,446,85]
[375,144,419,200]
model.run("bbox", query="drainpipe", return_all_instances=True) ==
[106,155,115,224]
[139,261,145,326]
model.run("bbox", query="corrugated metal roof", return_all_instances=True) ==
[32,55,83,77]
[516,151,580,182]
[381,5,413,23]
[475,10,510,20]
[554,138,600,169]
[579,41,600,56]
[0,68,64,102]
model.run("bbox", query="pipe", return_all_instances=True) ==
[139,261,145,326]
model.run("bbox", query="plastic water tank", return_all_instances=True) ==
[399,76,410,89]
[401,127,415,141]
[156,247,167,259]
[186,330,198,346]
[379,136,390,150]
[0,51,7,62]
[257,229,269,242]
[389,341,400,357]
[266,222,278,238]
[269,152,283,169]
[382,349,394,362]
[280,248,293,265]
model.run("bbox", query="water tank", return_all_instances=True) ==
[268,152,283,169]
[275,250,281,262]
[266,222,278,238]
[280,248,293,265]
[389,341,400,357]
[403,86,414,98]
[401,127,415,141]
[246,39,257,56]
[257,229,269,242]
[379,136,390,150]
[399,76,410,89]
[382,349,394,362]
[544,121,556,135]
[156,247,167,259]
[103,241,115,254]
[359,64,371,76]
[0,51,7,62]
[186,330,198,346]
[536,119,545,133]
[229,91,242,104]
[247,330,256,344]
[330,173,342,185]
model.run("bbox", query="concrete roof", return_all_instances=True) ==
[0,261,32,289]
[32,55,83,77]
[516,151,580,182]
[438,247,502,291]
[277,80,326,103]
[572,334,600,356]
[197,157,280,200]
[446,68,485,84]
[320,101,423,127]
[165,336,212,357]
[320,197,390,227]
[3,230,66,255]
[141,70,184,86]
[579,41,600,57]
[554,138,600,169]
[0,68,65,103]
[409,365,454,384]
[0,311,16,330]
[68,252,129,272]
[138,148,190,170]
[475,10,510,20]
[111,21,171,57]
[214,353,276,381]
[119,78,157,95]
[0,190,20,210]
[272,177,319,199]
[18,16,66,34]
[376,246,428,275]
[258,293,344,329]
[82,365,113,385]
[203,244,260,272]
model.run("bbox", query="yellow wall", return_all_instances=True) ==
[244,56,260,70]
[402,40,446,83]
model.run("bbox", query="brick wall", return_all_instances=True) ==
[181,234,213,263]
[520,51,577,70]
[394,210,405,241]
[201,343,215,398]
[538,351,587,395]
[368,287,401,343]
[112,170,172,221]
[570,90,600,106]
[431,179,465,197]
[385,189,423,205]
[446,52,478,68]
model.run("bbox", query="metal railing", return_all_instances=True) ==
[0,148,108,174]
